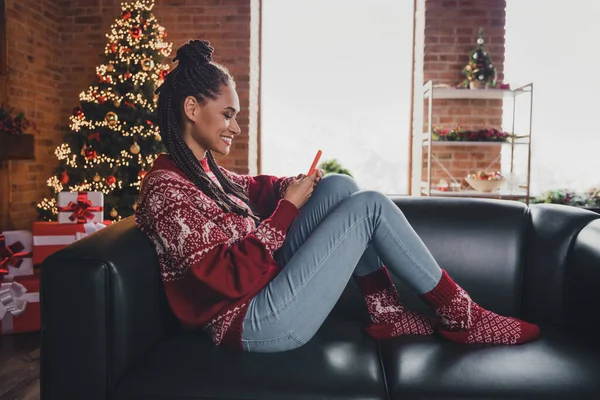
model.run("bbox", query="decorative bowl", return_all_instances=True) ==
[465,174,506,192]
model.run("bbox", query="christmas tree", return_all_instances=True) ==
[37,0,172,222]
[462,29,496,88]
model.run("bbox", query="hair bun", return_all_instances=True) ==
[174,39,214,65]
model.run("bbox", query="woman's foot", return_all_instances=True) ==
[420,270,540,345]
[363,300,434,339]
[355,267,434,339]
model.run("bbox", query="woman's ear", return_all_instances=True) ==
[183,96,199,122]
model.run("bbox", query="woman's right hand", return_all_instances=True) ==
[283,173,318,209]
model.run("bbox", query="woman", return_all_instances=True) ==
[135,39,539,353]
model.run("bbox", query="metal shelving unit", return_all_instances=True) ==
[418,80,534,203]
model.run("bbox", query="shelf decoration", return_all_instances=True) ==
[465,170,506,193]
[432,126,511,142]
[461,29,497,89]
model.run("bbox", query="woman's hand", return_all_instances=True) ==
[295,169,324,184]
[284,170,323,209]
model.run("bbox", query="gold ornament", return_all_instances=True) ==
[110,207,118,218]
[114,98,121,107]
[105,111,118,126]
[80,144,87,156]
[93,173,101,182]
[141,58,155,71]
[130,141,140,154]
[132,203,137,211]
[155,133,162,142]
[106,64,114,72]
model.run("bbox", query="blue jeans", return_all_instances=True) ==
[241,174,443,352]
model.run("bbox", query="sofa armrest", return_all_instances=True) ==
[41,217,176,400]
[567,218,600,340]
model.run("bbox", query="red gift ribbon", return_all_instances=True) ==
[0,234,33,277]
[58,193,104,223]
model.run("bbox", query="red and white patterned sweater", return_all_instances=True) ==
[135,154,297,350]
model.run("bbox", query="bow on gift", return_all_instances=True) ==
[0,281,30,320]
[58,193,104,223]
[74,222,107,240]
[0,234,32,277]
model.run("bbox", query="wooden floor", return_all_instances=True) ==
[0,333,40,400]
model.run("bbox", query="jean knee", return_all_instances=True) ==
[319,173,359,195]
[353,189,388,204]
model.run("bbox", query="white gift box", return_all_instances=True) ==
[57,191,104,224]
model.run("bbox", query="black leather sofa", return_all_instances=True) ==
[40,197,600,400]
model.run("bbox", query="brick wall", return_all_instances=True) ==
[2,0,63,230]
[2,0,255,230]
[421,0,506,190]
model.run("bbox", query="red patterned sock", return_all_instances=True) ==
[354,267,434,339]
[420,270,540,345]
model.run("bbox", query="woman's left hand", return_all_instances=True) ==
[296,169,323,185]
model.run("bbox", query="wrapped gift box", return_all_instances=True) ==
[32,221,110,266]
[58,191,104,224]
[0,272,40,335]
[1,230,34,278]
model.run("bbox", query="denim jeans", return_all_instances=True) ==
[241,174,443,352]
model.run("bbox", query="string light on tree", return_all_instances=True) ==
[36,0,172,223]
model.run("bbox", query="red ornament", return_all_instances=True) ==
[105,175,117,185]
[73,107,83,117]
[60,171,70,185]
[125,101,136,109]
[159,69,169,80]
[124,72,132,79]
[122,10,131,20]
[110,43,118,53]
[145,120,154,126]
[98,96,107,103]
[138,170,147,179]
[130,26,141,39]
[84,148,97,160]
[88,132,100,141]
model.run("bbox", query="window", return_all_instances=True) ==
[504,1,600,193]
[261,0,414,194]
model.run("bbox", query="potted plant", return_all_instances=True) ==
[0,105,37,160]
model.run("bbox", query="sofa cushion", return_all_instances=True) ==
[114,316,387,400]
[379,327,600,399]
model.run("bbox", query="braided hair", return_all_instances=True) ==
[155,39,256,220]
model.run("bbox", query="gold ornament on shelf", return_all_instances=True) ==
[141,58,155,71]
[110,207,118,218]
[105,111,118,126]
[130,141,140,154]
[155,133,162,142]
[93,173,101,182]
[106,64,114,72]
[114,98,122,107]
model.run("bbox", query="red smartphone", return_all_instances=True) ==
[307,150,322,176]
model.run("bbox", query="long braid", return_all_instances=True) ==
[156,39,255,219]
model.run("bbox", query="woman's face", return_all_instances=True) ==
[182,84,241,159]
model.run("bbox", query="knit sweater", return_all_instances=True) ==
[135,154,297,350]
